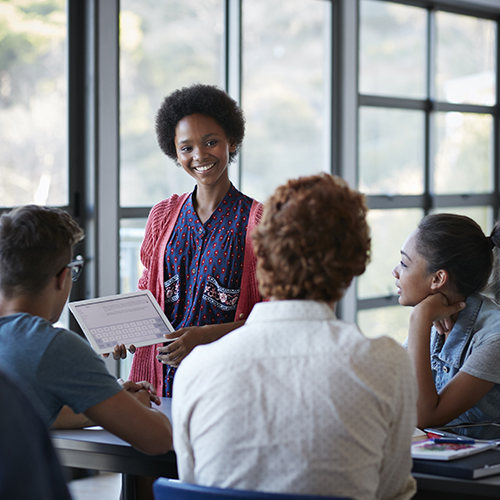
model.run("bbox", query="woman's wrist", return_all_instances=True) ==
[200,321,244,345]
[409,305,434,331]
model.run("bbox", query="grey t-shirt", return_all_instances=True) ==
[0,313,122,426]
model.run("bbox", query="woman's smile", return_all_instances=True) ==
[193,162,216,173]
[174,113,236,189]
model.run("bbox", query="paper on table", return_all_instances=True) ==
[412,427,428,442]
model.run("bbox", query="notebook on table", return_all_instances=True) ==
[412,422,500,480]
[413,448,500,480]
[68,290,175,354]
[411,439,495,461]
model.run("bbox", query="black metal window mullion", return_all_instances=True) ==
[495,20,500,224]
[425,7,434,215]
[67,0,89,305]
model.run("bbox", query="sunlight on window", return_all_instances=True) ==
[241,0,330,203]
[358,208,423,300]
[120,219,147,294]
[433,112,493,194]
[359,107,425,195]
[359,0,426,99]
[436,11,496,106]
[357,305,412,345]
[0,0,67,206]
[119,0,223,207]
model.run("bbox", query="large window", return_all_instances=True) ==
[357,0,498,339]
[240,0,330,202]
[119,0,224,208]
[118,0,331,294]
[2,0,499,360]
[0,0,68,207]
[118,0,225,293]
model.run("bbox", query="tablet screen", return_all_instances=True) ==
[68,290,175,354]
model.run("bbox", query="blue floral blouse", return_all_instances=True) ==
[163,184,252,396]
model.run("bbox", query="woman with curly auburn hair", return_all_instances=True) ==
[112,84,263,399]
[172,173,418,500]
[253,173,370,302]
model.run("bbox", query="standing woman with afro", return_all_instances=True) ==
[116,84,263,397]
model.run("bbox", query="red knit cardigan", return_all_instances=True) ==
[128,192,263,395]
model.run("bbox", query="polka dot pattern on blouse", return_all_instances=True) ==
[163,184,252,396]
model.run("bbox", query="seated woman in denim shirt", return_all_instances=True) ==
[392,213,500,430]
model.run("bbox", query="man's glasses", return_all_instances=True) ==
[61,256,85,282]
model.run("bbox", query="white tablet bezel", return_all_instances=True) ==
[68,290,175,354]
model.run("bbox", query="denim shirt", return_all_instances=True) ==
[430,293,500,426]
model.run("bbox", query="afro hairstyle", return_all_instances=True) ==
[155,83,245,165]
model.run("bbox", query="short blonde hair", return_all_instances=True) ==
[252,173,370,302]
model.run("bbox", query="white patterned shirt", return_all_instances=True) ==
[172,300,417,500]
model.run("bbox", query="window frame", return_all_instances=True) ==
[2,0,500,371]
[355,0,500,319]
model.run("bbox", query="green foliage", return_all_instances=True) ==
[0,0,67,206]
[0,0,64,76]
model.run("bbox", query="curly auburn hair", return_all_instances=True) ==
[252,173,371,302]
[155,83,245,164]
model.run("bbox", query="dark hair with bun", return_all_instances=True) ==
[416,213,500,297]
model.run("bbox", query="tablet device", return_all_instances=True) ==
[68,290,175,354]
[425,422,500,442]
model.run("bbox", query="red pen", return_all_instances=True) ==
[426,432,442,439]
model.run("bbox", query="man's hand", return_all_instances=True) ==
[118,379,160,406]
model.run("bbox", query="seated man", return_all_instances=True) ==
[0,205,172,456]
[172,174,417,500]
[0,369,71,500]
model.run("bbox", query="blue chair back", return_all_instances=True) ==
[153,478,352,500]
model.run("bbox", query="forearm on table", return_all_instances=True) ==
[199,320,245,345]
[85,391,173,455]
[52,405,95,429]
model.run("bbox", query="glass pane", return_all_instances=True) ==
[359,0,426,99]
[358,208,423,300]
[120,218,147,294]
[120,0,224,207]
[120,218,147,378]
[435,11,496,106]
[0,0,67,206]
[433,112,493,194]
[430,206,493,235]
[241,0,329,203]
[359,107,424,195]
[357,305,411,345]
